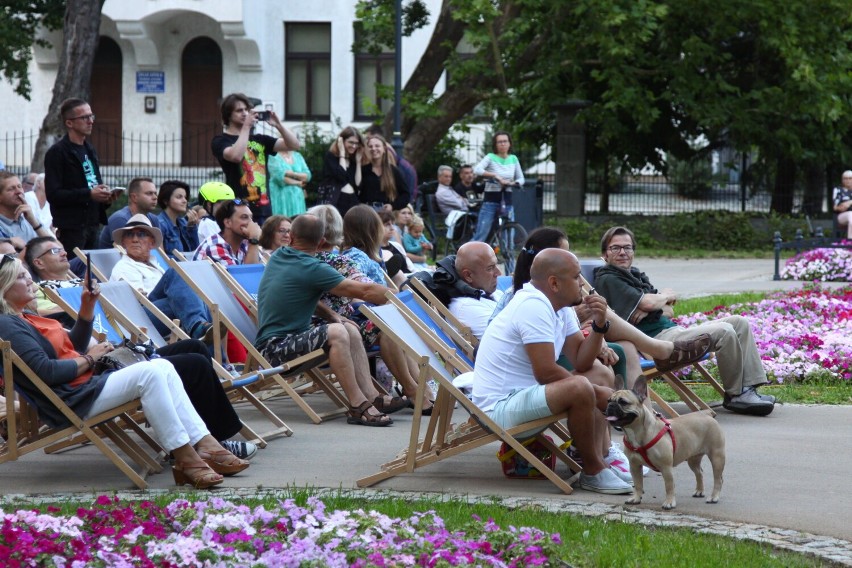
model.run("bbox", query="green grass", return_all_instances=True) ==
[31,490,827,568]
[673,292,770,316]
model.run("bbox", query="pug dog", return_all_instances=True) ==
[605,376,725,510]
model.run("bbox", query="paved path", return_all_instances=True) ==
[2,258,851,564]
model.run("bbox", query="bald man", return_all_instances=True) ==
[472,248,632,494]
[448,241,504,339]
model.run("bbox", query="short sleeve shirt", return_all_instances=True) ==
[212,132,277,218]
[255,247,345,344]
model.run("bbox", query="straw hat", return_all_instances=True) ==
[112,214,163,248]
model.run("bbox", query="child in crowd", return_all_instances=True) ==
[393,204,414,245]
[402,214,433,269]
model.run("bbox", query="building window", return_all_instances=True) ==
[354,25,395,121]
[285,23,331,121]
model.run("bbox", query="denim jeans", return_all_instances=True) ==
[472,202,514,242]
[147,268,210,337]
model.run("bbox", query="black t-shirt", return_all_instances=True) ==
[211,132,277,218]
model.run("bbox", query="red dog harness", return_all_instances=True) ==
[622,413,676,473]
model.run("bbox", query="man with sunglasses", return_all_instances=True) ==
[0,172,54,251]
[594,226,775,416]
[44,98,118,253]
[193,199,263,266]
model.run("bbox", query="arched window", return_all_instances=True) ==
[181,37,222,167]
[90,36,123,165]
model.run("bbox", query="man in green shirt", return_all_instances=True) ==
[255,214,407,426]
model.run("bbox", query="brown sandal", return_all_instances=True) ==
[373,395,409,414]
[197,449,250,476]
[172,461,224,489]
[654,333,712,372]
[347,401,393,427]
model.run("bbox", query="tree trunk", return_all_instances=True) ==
[770,156,796,214]
[30,0,103,171]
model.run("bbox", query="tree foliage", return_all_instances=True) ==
[0,0,64,99]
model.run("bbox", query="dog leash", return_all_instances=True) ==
[622,412,676,473]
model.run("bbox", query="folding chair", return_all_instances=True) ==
[407,276,479,349]
[74,247,122,281]
[0,340,163,489]
[496,275,513,294]
[393,290,475,367]
[170,260,349,424]
[96,280,292,444]
[357,299,581,494]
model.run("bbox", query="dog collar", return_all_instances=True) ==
[622,413,676,473]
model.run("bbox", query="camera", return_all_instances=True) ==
[256,110,271,122]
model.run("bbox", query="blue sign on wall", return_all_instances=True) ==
[136,71,165,93]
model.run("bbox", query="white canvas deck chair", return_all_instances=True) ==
[73,247,121,282]
[170,259,349,424]
[406,276,480,350]
[0,340,163,489]
[96,280,292,444]
[577,268,724,416]
[357,298,581,495]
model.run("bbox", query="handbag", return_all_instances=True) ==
[316,183,341,206]
[92,340,156,375]
[496,435,571,479]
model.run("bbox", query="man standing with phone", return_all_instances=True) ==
[211,93,300,226]
[44,98,118,253]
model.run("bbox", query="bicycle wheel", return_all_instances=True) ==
[495,222,528,274]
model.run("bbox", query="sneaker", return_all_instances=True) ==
[754,388,776,404]
[220,440,258,460]
[578,467,633,495]
[605,442,648,480]
[723,386,774,416]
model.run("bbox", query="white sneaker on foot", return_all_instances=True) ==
[606,442,649,479]
[578,467,633,495]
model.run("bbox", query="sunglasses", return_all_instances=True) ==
[123,229,153,240]
[37,247,64,259]
[0,254,16,270]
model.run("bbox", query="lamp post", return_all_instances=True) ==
[391,0,404,159]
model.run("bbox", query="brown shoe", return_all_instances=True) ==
[654,333,712,372]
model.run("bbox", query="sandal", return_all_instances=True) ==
[347,401,393,427]
[172,461,224,489]
[373,394,410,414]
[654,333,712,372]
[197,449,250,476]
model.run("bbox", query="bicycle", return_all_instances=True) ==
[445,200,528,274]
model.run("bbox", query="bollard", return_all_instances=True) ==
[773,231,782,281]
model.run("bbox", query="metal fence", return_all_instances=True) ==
[0,128,810,215]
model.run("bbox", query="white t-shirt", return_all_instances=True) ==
[449,289,503,340]
[24,192,54,233]
[197,217,220,244]
[472,283,580,412]
[110,254,165,294]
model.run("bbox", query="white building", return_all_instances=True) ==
[0,0,497,170]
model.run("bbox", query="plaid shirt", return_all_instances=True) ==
[193,232,249,266]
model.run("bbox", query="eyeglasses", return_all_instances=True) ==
[123,229,152,240]
[277,228,291,235]
[607,245,635,254]
[0,254,16,270]
[69,114,96,122]
[37,247,63,259]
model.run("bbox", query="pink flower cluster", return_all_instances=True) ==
[675,284,852,382]
[780,246,852,281]
[0,495,563,567]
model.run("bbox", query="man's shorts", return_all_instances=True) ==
[488,384,551,433]
[260,324,329,366]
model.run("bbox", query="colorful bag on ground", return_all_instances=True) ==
[497,435,566,479]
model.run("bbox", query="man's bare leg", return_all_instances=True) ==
[326,323,384,419]
[544,376,611,475]
[605,314,675,360]
[378,333,434,408]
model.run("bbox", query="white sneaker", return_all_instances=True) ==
[606,442,649,479]
[578,467,633,495]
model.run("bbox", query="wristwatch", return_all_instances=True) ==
[248,238,260,246]
[591,319,610,334]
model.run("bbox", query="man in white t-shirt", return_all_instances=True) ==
[472,248,632,495]
[448,241,503,339]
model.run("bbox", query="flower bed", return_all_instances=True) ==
[0,495,563,567]
[780,245,852,281]
[675,284,852,382]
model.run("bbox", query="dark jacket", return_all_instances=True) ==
[43,134,108,229]
[407,255,486,307]
[0,313,108,427]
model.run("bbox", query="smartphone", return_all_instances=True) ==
[256,110,271,122]
[85,253,93,292]
[111,187,125,197]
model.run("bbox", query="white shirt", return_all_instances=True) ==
[24,192,53,233]
[472,283,579,412]
[449,290,503,340]
[197,217,219,244]
[435,183,468,214]
[110,254,165,294]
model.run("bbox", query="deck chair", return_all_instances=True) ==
[170,259,349,424]
[96,280,292,444]
[578,270,724,416]
[0,340,163,489]
[407,276,480,348]
[221,263,264,318]
[393,290,475,367]
[74,247,122,281]
[41,285,128,344]
[357,300,581,494]
[496,275,513,294]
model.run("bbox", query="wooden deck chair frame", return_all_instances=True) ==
[95,280,291,444]
[0,341,163,489]
[357,299,581,495]
[391,290,476,365]
[407,277,479,348]
[73,247,122,282]
[170,259,349,424]
[577,273,724,416]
